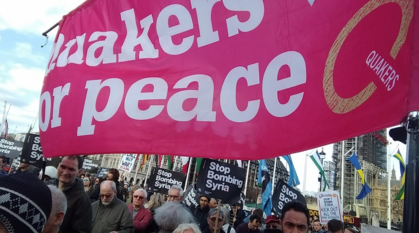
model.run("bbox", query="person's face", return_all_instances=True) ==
[42,211,65,233]
[344,230,353,233]
[207,214,224,232]
[323,224,328,231]
[281,209,309,233]
[266,222,281,230]
[94,179,100,185]
[200,197,209,208]
[18,162,30,171]
[83,178,90,186]
[133,190,146,207]
[57,157,80,185]
[313,222,322,231]
[80,175,85,179]
[209,199,217,208]
[168,188,182,202]
[106,172,114,180]
[248,220,261,231]
[100,184,116,205]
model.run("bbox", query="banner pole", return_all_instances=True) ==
[340,140,345,203]
[133,154,142,185]
[303,153,307,192]
[215,200,222,233]
[244,160,250,196]
[172,156,176,171]
[144,154,153,185]
[184,157,193,190]
[387,153,391,229]
[272,157,277,195]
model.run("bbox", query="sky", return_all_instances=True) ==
[282,128,407,194]
[0,0,409,193]
[0,0,85,134]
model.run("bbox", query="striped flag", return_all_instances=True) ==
[138,154,149,171]
[157,155,163,168]
[3,119,8,138]
[393,150,405,200]
[181,156,189,174]
[309,151,329,191]
[258,160,272,216]
[195,158,203,174]
[348,152,371,199]
[167,156,175,170]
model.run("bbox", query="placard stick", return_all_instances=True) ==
[214,199,222,233]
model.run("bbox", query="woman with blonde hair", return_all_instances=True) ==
[148,193,164,211]
[126,185,140,204]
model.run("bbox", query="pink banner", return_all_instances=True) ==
[40,0,419,159]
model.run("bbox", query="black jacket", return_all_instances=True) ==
[194,205,210,231]
[46,178,92,233]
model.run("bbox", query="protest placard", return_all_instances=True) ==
[20,134,43,168]
[0,138,23,159]
[196,159,245,204]
[182,184,200,211]
[147,167,185,194]
[317,191,343,224]
[272,180,306,217]
[83,158,101,173]
[118,154,137,172]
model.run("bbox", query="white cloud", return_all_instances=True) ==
[0,0,85,35]
[14,42,45,64]
[0,63,44,92]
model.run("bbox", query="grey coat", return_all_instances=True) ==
[91,197,134,233]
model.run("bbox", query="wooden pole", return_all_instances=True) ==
[214,200,222,233]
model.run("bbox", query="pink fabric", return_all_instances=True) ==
[40,0,419,159]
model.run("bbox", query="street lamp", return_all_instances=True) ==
[318,148,326,191]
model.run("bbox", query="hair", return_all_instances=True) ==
[208,208,224,220]
[281,201,310,226]
[0,155,6,164]
[154,201,195,231]
[60,156,84,169]
[107,168,120,183]
[344,227,357,233]
[169,185,184,197]
[199,194,210,202]
[252,208,263,218]
[100,180,117,191]
[249,214,262,223]
[148,193,165,210]
[220,207,231,224]
[312,219,321,224]
[48,185,67,216]
[130,185,140,197]
[134,188,148,199]
[328,219,344,232]
[173,223,202,233]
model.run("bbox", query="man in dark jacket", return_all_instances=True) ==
[46,156,92,233]
[194,194,211,231]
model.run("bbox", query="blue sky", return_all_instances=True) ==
[0,0,84,134]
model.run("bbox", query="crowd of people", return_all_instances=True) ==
[0,155,358,233]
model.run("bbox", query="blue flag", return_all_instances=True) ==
[283,155,300,187]
[258,160,272,216]
[348,152,371,199]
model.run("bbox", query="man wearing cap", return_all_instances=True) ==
[194,194,211,231]
[0,172,52,233]
[46,156,92,233]
[265,215,282,233]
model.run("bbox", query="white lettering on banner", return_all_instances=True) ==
[46,1,265,72]
[64,52,306,135]
[365,50,399,91]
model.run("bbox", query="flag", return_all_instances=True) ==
[236,160,242,168]
[3,119,8,138]
[138,154,149,171]
[257,160,272,216]
[27,124,33,134]
[181,156,189,174]
[348,152,372,199]
[157,155,163,168]
[393,150,405,200]
[283,155,300,187]
[195,158,203,174]
[167,156,175,170]
[309,151,329,191]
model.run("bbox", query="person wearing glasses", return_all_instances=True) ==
[128,189,153,233]
[167,185,184,202]
[83,177,93,195]
[91,180,134,233]
[204,208,226,233]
